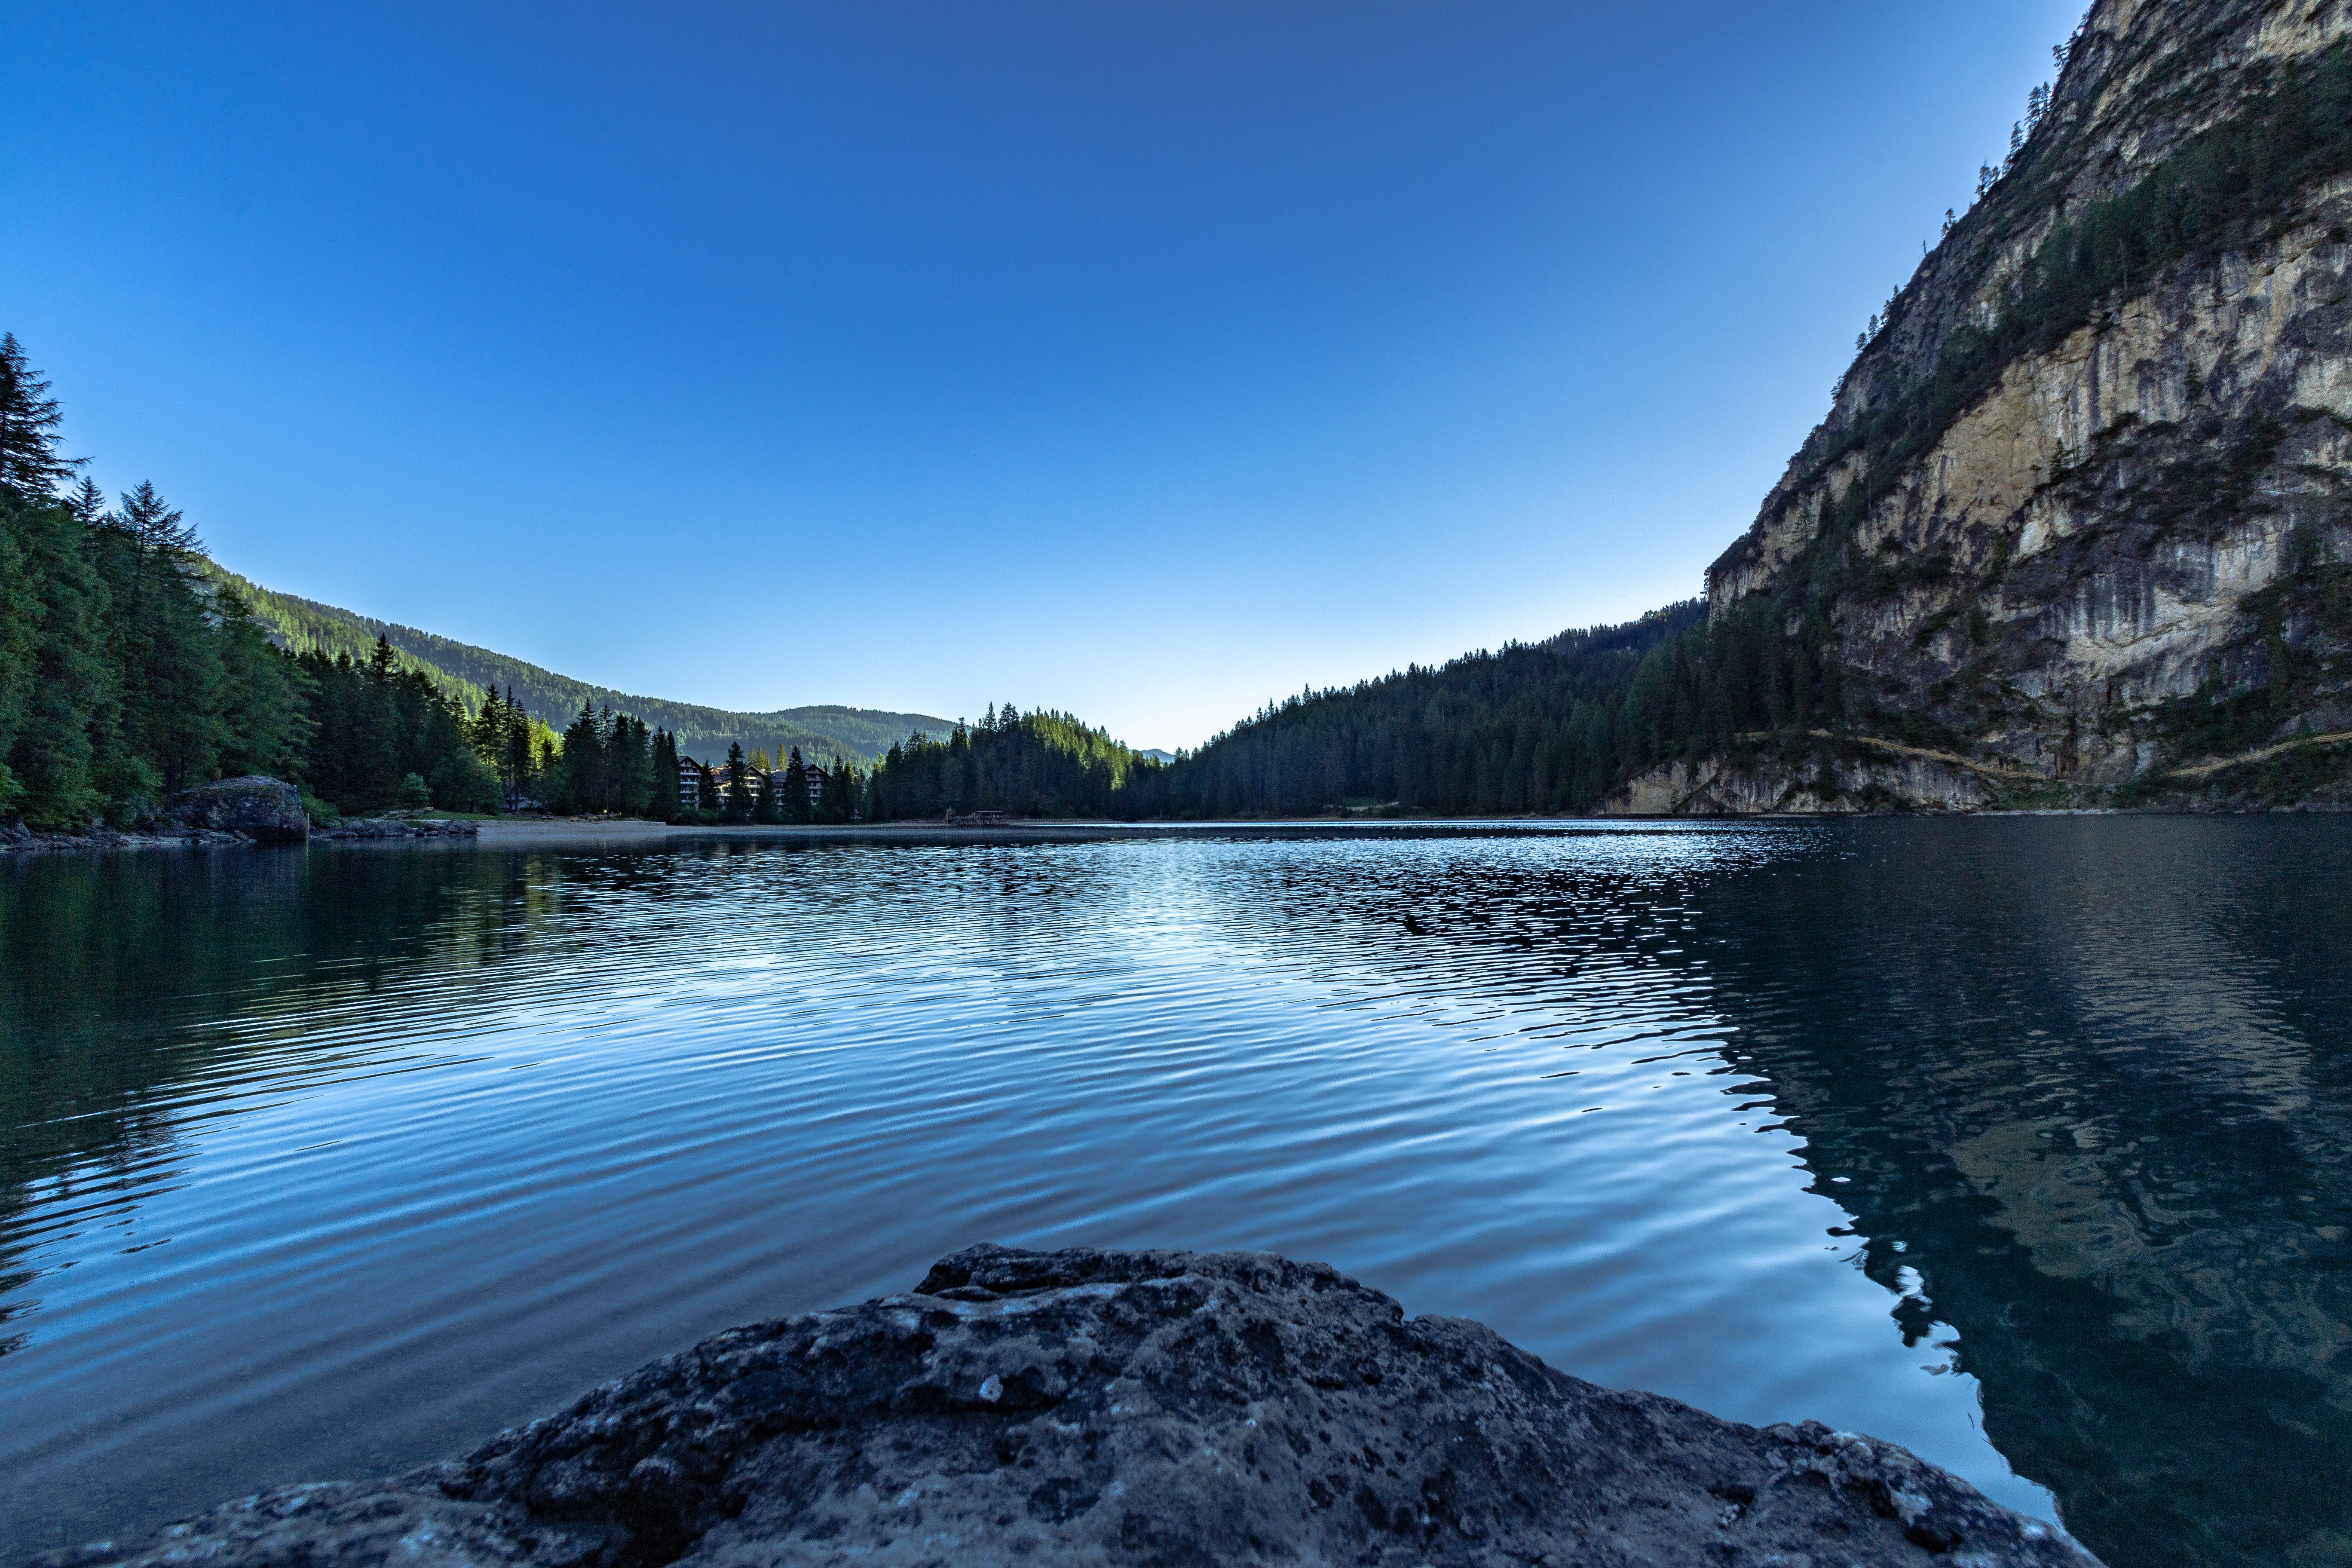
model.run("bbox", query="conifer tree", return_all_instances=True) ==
[119,480,201,559]
[609,714,652,815]
[782,746,809,824]
[65,476,109,529]
[503,689,534,800]
[2,490,113,824]
[472,687,505,763]
[97,481,221,799]
[0,333,78,498]
[723,741,752,822]
[554,699,603,812]
[650,728,680,821]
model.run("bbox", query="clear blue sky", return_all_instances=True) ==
[5,1,2081,751]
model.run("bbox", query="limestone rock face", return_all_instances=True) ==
[1701,0,2352,807]
[164,775,309,843]
[1607,752,1999,815]
[36,1245,2098,1568]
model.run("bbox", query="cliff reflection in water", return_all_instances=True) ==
[1677,818,2352,1568]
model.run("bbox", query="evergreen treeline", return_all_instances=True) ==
[208,563,946,770]
[1,338,309,827]
[0,333,581,828]
[866,705,1158,820]
[1139,607,1717,816]
[296,640,496,814]
[543,701,658,816]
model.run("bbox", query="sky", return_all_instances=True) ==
[3,1,2082,752]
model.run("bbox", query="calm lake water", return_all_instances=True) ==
[3,819,2348,1568]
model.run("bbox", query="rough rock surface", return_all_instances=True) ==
[0,820,254,852]
[165,775,310,842]
[1608,752,2001,815]
[316,816,482,840]
[39,1245,2098,1568]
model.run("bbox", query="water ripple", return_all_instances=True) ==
[4,821,2349,1567]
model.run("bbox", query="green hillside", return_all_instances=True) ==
[208,565,952,765]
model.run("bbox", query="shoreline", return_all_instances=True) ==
[7,805,2347,858]
[472,805,2352,845]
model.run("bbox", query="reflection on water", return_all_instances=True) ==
[1681,820,2352,1568]
[0,821,2346,1568]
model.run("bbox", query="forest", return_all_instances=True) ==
[854,602,1841,821]
[0,334,564,827]
[210,562,945,769]
[0,331,873,829]
[867,706,1160,820]
[0,324,1892,831]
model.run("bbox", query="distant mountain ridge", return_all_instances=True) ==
[209,565,953,765]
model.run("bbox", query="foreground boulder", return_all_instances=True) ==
[165,775,308,842]
[42,1245,2096,1567]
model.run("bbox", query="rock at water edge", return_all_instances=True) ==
[39,1244,2101,1568]
[165,776,308,843]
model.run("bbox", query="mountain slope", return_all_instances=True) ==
[1136,603,1706,816]
[1674,0,2352,810]
[209,566,952,765]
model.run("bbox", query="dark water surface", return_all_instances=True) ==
[3,820,2349,1567]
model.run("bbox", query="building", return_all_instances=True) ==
[678,758,703,812]
[766,766,830,809]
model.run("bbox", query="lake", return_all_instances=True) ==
[3,818,2347,1568]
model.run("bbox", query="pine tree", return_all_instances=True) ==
[96,481,222,800]
[0,498,35,817]
[610,715,652,815]
[751,750,782,824]
[651,728,681,821]
[782,746,809,824]
[119,480,201,559]
[0,334,78,499]
[723,741,752,822]
[553,700,603,812]
[65,477,109,529]
[3,492,115,825]
[472,687,506,765]
[503,689,533,801]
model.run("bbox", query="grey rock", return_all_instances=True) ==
[0,821,244,853]
[39,1245,2098,1568]
[167,776,309,843]
[316,817,481,840]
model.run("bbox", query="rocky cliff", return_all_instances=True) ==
[34,1246,2095,1568]
[1675,0,2352,811]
